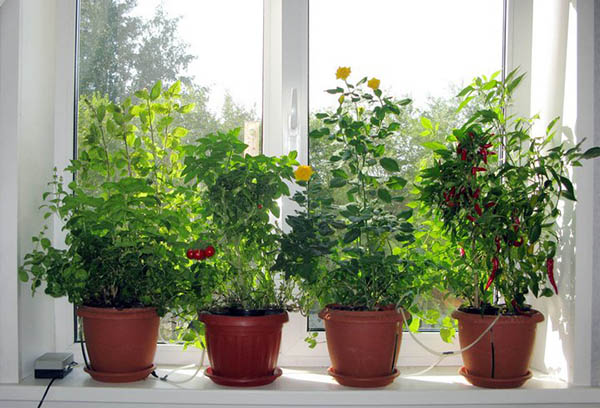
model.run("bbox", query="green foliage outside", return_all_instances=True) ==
[418,70,600,313]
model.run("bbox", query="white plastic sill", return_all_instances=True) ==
[1,366,600,408]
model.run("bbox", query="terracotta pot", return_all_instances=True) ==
[452,308,544,388]
[77,306,159,383]
[199,311,288,387]
[319,305,408,387]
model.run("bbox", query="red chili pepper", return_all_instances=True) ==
[456,143,462,155]
[483,143,493,149]
[474,203,482,216]
[513,216,520,232]
[257,204,263,209]
[449,186,456,197]
[461,149,467,161]
[485,257,499,290]
[485,202,496,208]
[495,236,501,252]
[466,215,476,223]
[488,151,497,156]
[513,237,524,247]
[443,191,448,202]
[473,188,480,199]
[480,147,488,164]
[547,258,558,294]
[468,132,474,138]
[471,167,487,175]
[459,247,465,257]
[447,201,455,207]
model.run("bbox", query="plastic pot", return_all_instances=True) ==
[199,311,288,387]
[77,306,159,383]
[318,304,408,387]
[452,308,544,388]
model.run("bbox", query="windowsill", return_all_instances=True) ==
[1,366,599,407]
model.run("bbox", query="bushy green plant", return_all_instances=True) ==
[178,129,299,312]
[19,81,197,315]
[275,69,424,312]
[418,70,600,313]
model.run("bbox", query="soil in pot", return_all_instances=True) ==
[199,310,288,387]
[452,307,544,388]
[77,306,159,383]
[319,304,408,388]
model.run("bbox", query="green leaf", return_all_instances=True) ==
[377,188,392,203]
[380,157,400,172]
[40,238,51,249]
[420,116,432,130]
[560,176,576,201]
[529,223,541,243]
[18,267,29,282]
[343,228,360,244]
[329,178,347,188]
[580,147,600,160]
[422,141,447,151]
[150,81,162,101]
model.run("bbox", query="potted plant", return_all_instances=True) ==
[418,69,600,388]
[274,68,422,388]
[18,81,195,382]
[178,129,299,387]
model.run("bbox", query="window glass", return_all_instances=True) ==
[75,0,263,341]
[308,0,504,331]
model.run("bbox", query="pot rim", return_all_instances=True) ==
[319,304,409,323]
[77,306,158,319]
[451,308,544,324]
[199,310,289,327]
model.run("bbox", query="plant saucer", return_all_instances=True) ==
[328,367,400,388]
[459,366,532,388]
[204,367,282,387]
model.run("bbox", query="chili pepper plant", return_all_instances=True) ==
[275,69,425,313]
[419,69,600,314]
[179,129,299,314]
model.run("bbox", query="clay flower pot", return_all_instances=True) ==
[77,306,159,383]
[452,308,544,388]
[199,311,288,387]
[319,304,408,388]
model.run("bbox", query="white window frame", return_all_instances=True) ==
[1,0,597,383]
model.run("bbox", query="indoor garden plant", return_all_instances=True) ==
[275,68,423,388]
[419,69,600,388]
[19,81,196,383]
[178,129,299,387]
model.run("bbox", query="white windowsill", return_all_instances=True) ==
[1,366,599,407]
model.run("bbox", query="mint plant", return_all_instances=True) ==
[19,81,196,316]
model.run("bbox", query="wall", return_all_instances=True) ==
[592,0,600,387]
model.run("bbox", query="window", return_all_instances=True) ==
[2,0,592,383]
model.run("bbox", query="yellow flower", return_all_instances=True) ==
[336,67,351,80]
[294,165,314,182]
[367,77,380,90]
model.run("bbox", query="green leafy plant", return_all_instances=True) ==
[18,81,197,316]
[418,69,600,313]
[178,129,299,313]
[275,69,424,312]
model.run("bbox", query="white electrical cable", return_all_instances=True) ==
[157,349,206,384]
[397,306,501,376]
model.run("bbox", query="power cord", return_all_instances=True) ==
[155,349,206,384]
[397,306,501,376]
[37,362,78,408]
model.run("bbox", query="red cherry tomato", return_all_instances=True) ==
[205,245,215,258]
[258,204,263,209]
[192,249,201,260]
[197,249,206,260]
[186,249,194,259]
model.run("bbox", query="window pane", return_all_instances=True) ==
[75,0,263,342]
[308,0,504,331]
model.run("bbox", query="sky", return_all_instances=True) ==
[130,0,503,115]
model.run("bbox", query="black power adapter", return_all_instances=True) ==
[34,352,75,379]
